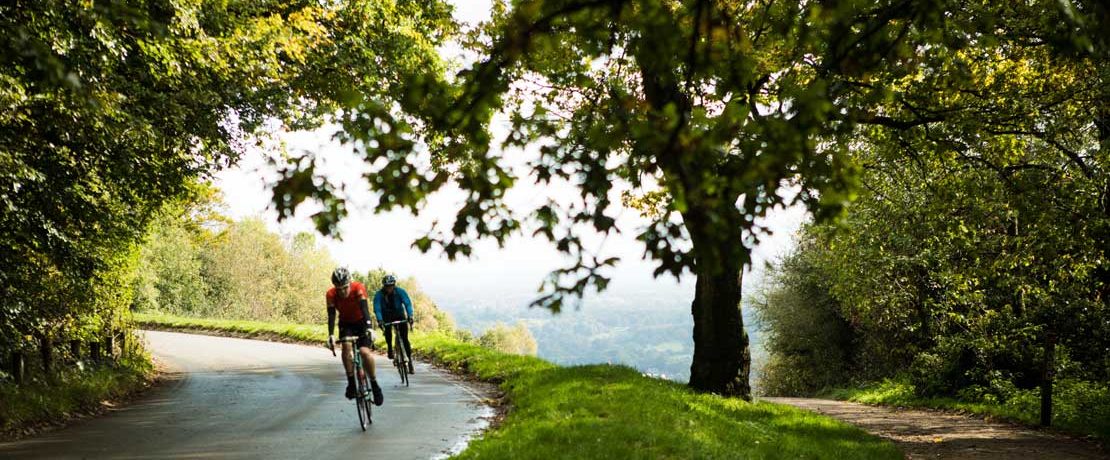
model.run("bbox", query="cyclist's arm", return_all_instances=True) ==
[359,298,371,326]
[372,291,384,324]
[327,303,336,337]
[400,288,414,319]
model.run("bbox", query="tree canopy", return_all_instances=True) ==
[272,0,1107,398]
[1,0,455,371]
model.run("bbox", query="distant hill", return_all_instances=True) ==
[433,285,765,384]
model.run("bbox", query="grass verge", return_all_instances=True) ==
[0,354,154,440]
[134,311,326,343]
[136,311,902,459]
[822,379,1110,443]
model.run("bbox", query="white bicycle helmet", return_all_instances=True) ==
[331,267,352,286]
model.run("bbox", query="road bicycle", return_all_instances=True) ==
[381,320,412,387]
[333,335,372,431]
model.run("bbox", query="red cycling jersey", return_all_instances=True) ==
[326,281,369,323]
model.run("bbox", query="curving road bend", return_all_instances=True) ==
[0,331,492,459]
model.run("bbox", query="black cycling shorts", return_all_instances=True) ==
[337,322,372,348]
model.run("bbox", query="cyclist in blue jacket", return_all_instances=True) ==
[373,275,415,374]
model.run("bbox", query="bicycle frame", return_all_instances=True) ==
[381,320,411,386]
[335,335,372,430]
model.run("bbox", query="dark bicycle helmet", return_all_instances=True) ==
[331,267,352,286]
[382,274,397,287]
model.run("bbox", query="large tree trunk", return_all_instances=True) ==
[689,258,751,398]
[685,207,752,400]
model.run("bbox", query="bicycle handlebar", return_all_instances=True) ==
[332,335,368,356]
[380,320,409,327]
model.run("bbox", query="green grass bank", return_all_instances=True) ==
[822,379,1110,443]
[0,354,153,439]
[135,312,901,459]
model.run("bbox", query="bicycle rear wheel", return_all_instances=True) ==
[362,375,373,424]
[395,357,407,386]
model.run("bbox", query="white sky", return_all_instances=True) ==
[212,1,808,304]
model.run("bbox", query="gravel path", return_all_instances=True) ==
[764,397,1107,459]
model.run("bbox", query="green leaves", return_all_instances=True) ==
[1,0,462,358]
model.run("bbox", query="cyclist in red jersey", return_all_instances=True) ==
[326,267,383,405]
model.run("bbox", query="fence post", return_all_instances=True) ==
[119,332,127,358]
[105,331,115,362]
[90,341,101,364]
[10,352,24,384]
[40,335,53,375]
[70,340,81,363]
[1040,332,1056,427]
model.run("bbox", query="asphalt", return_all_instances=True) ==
[0,330,492,459]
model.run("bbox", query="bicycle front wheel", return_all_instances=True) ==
[395,339,408,386]
[356,370,371,430]
[356,397,367,431]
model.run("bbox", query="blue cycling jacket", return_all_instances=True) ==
[373,287,414,323]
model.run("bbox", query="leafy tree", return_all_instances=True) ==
[1,0,456,363]
[203,218,299,321]
[479,321,539,356]
[282,232,337,322]
[274,0,1105,399]
[807,0,1110,396]
[132,211,213,316]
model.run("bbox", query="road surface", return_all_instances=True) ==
[764,397,1107,459]
[0,331,492,459]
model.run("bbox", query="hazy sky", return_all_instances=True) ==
[212,1,808,304]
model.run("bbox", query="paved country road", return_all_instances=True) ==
[0,331,492,459]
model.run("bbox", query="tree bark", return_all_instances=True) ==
[688,258,751,398]
[684,206,752,399]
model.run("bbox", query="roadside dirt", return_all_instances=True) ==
[763,397,1108,459]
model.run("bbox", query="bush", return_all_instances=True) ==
[478,321,538,356]
[754,239,857,396]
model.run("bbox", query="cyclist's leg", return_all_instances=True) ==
[399,323,413,359]
[383,324,394,357]
[339,323,360,398]
[356,325,376,379]
[357,325,383,405]
[340,341,355,376]
[358,346,375,376]
[337,324,355,375]
[341,340,359,398]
